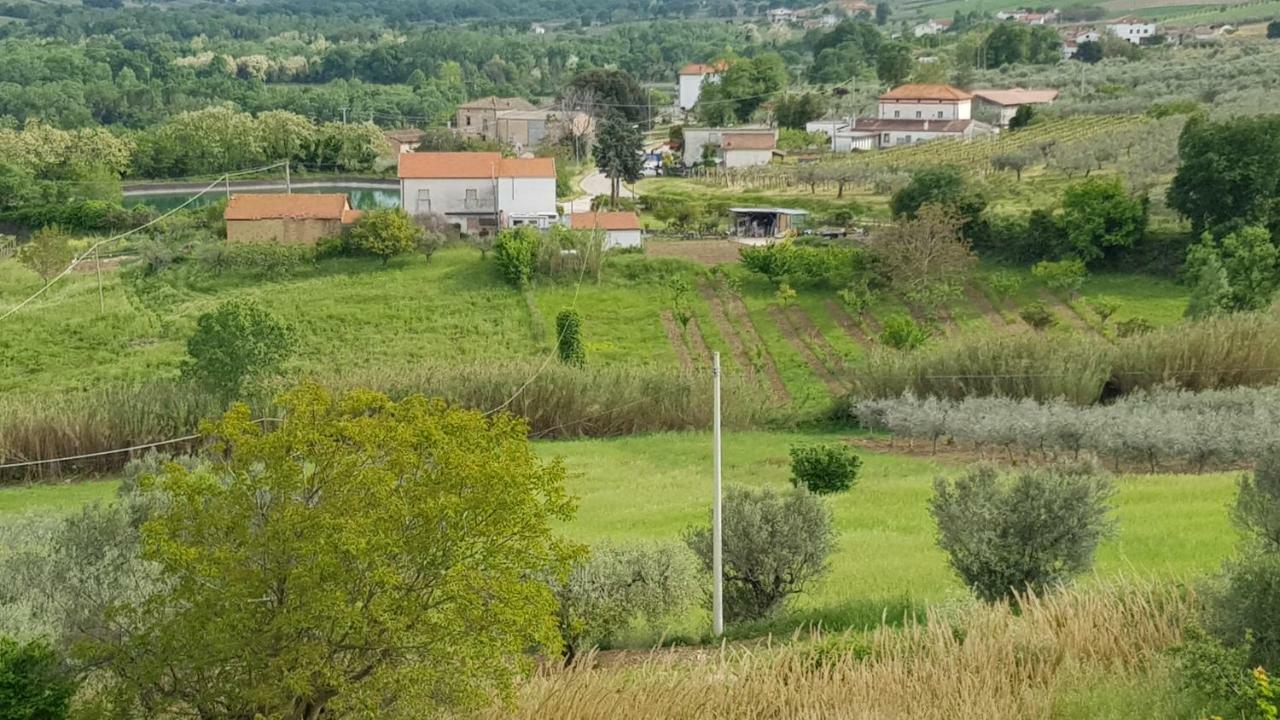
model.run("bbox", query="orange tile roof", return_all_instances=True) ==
[224,193,351,221]
[722,132,777,150]
[879,83,972,101]
[971,88,1060,106]
[398,152,556,179]
[679,60,728,75]
[567,211,641,231]
[341,209,363,224]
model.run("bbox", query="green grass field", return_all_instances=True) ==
[0,430,1238,639]
[0,244,1190,410]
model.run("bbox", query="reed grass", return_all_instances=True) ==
[480,581,1195,720]
[854,312,1280,405]
[0,361,778,481]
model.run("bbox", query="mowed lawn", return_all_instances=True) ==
[2,430,1238,635]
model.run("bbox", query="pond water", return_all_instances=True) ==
[123,185,402,212]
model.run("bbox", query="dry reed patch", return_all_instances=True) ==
[480,583,1192,720]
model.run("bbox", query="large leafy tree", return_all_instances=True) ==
[86,383,576,719]
[348,207,421,264]
[0,637,76,720]
[774,93,826,130]
[1184,226,1280,317]
[890,165,988,239]
[564,68,649,126]
[16,226,74,282]
[696,54,787,125]
[592,113,643,207]
[181,298,295,399]
[1168,114,1280,236]
[1058,177,1147,264]
[875,42,915,86]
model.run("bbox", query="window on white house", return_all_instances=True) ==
[915,111,922,118]
[416,189,430,212]
[465,188,478,209]
[894,110,900,118]
[466,116,471,126]
[937,111,944,118]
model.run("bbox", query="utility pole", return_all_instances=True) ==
[711,351,724,638]
[341,107,349,125]
[94,246,104,315]
[285,161,292,194]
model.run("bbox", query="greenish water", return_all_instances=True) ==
[123,186,401,212]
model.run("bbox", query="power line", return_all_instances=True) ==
[0,418,281,471]
[0,160,289,323]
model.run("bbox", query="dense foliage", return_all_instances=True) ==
[1184,226,1279,317]
[555,309,586,367]
[0,637,75,720]
[181,298,295,399]
[930,462,1114,603]
[348,207,421,263]
[1168,114,1280,237]
[685,486,834,622]
[788,443,861,495]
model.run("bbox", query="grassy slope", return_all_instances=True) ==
[0,244,1191,405]
[0,430,1237,634]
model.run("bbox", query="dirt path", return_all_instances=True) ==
[686,316,713,366]
[787,306,850,382]
[862,310,884,335]
[824,299,875,350]
[769,305,845,395]
[716,285,791,402]
[647,240,742,266]
[660,311,693,373]
[965,284,1019,334]
[696,281,757,384]
[1039,290,1095,335]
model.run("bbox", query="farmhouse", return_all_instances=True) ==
[681,126,777,167]
[1107,17,1157,44]
[971,88,1060,126]
[912,18,952,37]
[566,211,644,249]
[829,84,981,151]
[384,128,425,155]
[224,193,361,245]
[398,152,556,234]
[493,109,593,154]
[454,96,536,139]
[677,61,726,111]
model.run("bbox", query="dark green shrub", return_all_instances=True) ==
[1020,301,1057,331]
[1115,316,1154,337]
[555,309,585,367]
[347,208,420,264]
[211,243,315,279]
[493,226,540,286]
[789,443,861,495]
[685,486,834,622]
[739,242,795,284]
[181,299,295,399]
[879,313,930,350]
[0,637,76,720]
[929,462,1115,603]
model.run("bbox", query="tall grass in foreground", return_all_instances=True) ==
[481,582,1194,720]
[854,312,1280,404]
[0,362,777,481]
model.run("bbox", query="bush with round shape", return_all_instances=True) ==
[789,443,861,495]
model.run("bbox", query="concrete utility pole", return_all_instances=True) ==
[341,107,349,124]
[711,351,724,638]
[94,247,104,315]
[284,161,292,194]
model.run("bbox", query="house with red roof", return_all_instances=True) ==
[677,60,728,111]
[398,152,557,234]
[831,84,985,151]
[566,211,644,249]
[223,193,361,245]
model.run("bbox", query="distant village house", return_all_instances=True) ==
[385,129,426,155]
[912,18,952,37]
[1106,17,1158,44]
[566,211,644,249]
[971,88,1059,126]
[680,126,777,168]
[677,62,726,112]
[454,96,537,140]
[828,84,982,151]
[398,152,557,234]
[224,193,361,245]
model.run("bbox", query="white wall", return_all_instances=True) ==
[401,178,496,216]
[833,133,877,152]
[1108,22,1155,43]
[878,128,969,147]
[678,74,716,111]
[681,128,718,166]
[496,177,557,217]
[604,229,643,249]
[723,149,773,168]
[878,99,971,121]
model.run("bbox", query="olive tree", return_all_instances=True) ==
[685,486,834,622]
[181,298,294,399]
[930,462,1115,603]
[17,226,74,282]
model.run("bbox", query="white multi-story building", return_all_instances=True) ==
[398,152,557,234]
[680,126,777,167]
[832,84,981,151]
[1107,18,1157,44]
[677,62,725,111]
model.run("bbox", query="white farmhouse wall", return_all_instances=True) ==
[679,74,711,111]
[833,133,877,152]
[496,177,557,216]
[681,128,718,166]
[723,149,773,168]
[604,229,643,249]
[1108,22,1156,43]
[400,178,496,216]
[878,99,971,121]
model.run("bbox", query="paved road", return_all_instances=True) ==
[567,170,635,213]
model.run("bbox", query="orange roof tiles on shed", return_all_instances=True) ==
[679,60,728,75]
[567,211,641,231]
[398,152,556,179]
[879,83,973,101]
[224,193,352,221]
[971,88,1060,106]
